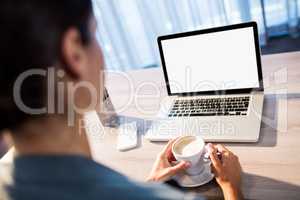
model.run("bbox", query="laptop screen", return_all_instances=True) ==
[160,25,261,95]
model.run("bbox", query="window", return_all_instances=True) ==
[92,0,300,71]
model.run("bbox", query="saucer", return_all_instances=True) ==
[173,162,214,188]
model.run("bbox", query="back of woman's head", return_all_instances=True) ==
[0,0,93,133]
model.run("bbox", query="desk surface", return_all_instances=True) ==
[2,51,300,200]
[93,51,300,200]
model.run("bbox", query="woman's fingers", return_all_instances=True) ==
[159,139,175,157]
[156,161,190,182]
[161,138,178,154]
[208,144,223,174]
[216,144,229,153]
[167,161,190,176]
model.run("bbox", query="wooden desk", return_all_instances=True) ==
[2,51,300,199]
[91,51,300,200]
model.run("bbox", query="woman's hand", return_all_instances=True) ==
[207,143,243,200]
[147,139,191,182]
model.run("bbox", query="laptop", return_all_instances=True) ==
[145,22,264,142]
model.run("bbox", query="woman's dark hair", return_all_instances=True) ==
[0,0,93,132]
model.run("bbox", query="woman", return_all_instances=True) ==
[0,1,242,200]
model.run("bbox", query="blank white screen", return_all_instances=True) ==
[161,27,260,94]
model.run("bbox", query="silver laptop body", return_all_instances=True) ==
[145,22,264,142]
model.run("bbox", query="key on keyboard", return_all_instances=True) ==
[168,96,250,118]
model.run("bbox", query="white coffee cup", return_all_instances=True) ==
[172,136,209,175]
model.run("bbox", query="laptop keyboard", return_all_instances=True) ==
[168,96,250,117]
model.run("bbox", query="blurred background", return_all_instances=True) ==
[92,0,300,71]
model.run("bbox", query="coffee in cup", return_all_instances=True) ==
[172,136,209,175]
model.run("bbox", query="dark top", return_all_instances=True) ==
[0,155,203,200]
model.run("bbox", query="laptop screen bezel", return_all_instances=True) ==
[157,22,264,96]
